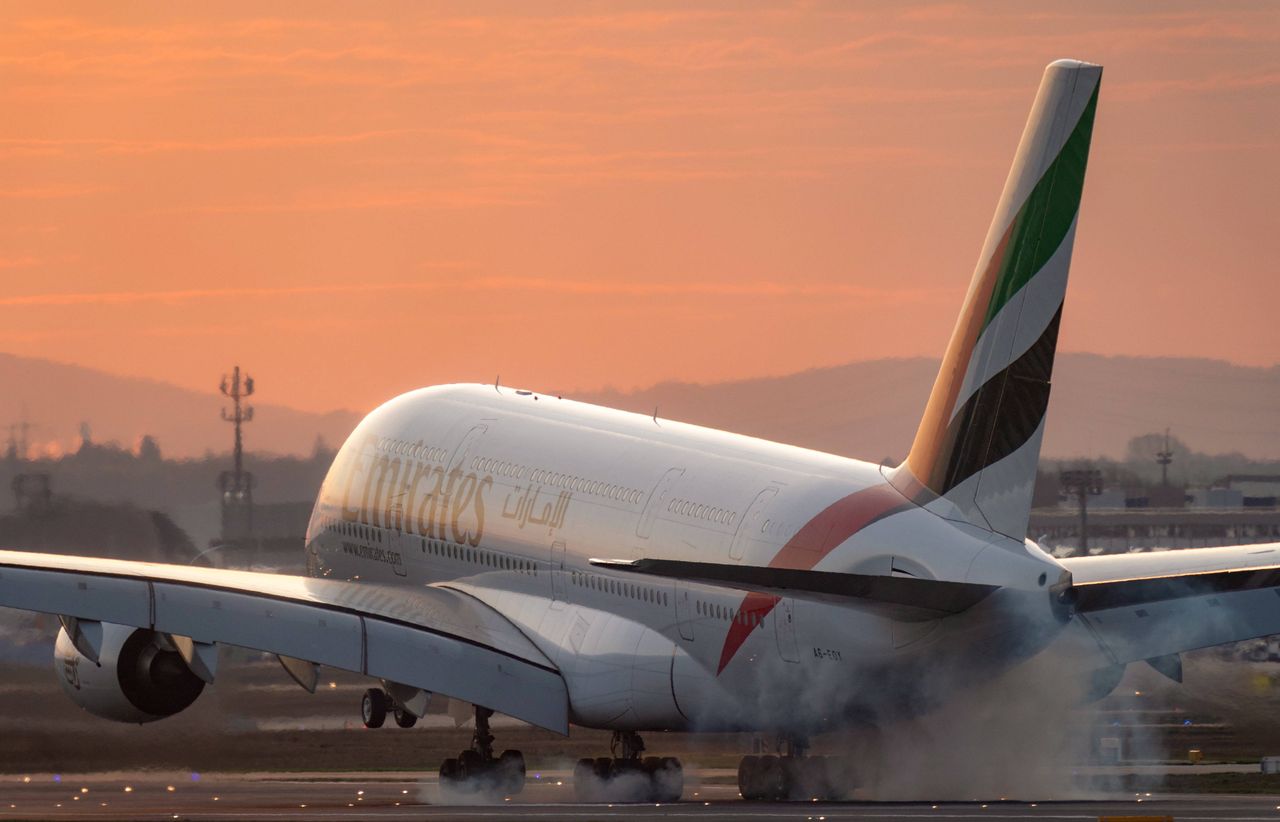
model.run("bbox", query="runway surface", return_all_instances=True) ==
[3,771,1280,822]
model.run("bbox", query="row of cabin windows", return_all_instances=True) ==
[377,437,447,464]
[423,538,537,576]
[528,469,644,505]
[697,599,764,629]
[668,498,737,526]
[471,456,527,479]
[570,570,668,607]
[325,517,383,544]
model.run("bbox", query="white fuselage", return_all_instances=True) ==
[304,385,1079,733]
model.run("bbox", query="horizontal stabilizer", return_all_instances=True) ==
[589,558,998,621]
[1063,544,1280,664]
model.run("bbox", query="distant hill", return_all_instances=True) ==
[0,353,360,459]
[579,354,1280,462]
[0,351,1275,461]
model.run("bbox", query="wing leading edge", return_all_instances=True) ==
[0,549,568,733]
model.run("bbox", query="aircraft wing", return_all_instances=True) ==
[590,557,998,621]
[1062,543,1280,664]
[0,549,568,733]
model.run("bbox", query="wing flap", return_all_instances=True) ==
[0,550,568,733]
[590,557,998,621]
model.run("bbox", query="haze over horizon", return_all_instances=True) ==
[1,2,1277,414]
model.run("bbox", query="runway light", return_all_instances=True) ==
[213,797,219,801]
[166,786,176,792]
[190,773,201,782]
[124,786,133,793]
[402,789,408,794]
[80,787,89,793]
[53,775,61,783]
[329,682,337,689]
[357,790,364,795]
[21,777,30,784]
[73,796,80,801]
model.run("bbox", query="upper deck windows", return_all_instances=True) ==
[471,456,528,480]
[668,498,738,527]
[375,436,446,463]
[525,468,644,506]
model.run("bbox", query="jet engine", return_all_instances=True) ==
[54,622,206,723]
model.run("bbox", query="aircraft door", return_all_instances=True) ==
[550,540,567,608]
[673,581,694,641]
[389,531,408,577]
[729,487,778,560]
[448,424,488,473]
[775,597,800,662]
[636,468,684,539]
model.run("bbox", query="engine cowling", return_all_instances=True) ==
[55,623,205,723]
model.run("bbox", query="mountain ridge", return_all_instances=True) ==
[0,351,1275,460]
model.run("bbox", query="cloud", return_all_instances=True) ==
[0,277,938,309]
[0,184,112,199]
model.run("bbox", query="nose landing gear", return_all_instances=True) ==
[438,706,526,798]
[573,731,683,803]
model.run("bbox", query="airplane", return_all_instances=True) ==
[4,58,1279,803]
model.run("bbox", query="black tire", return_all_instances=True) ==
[573,758,598,802]
[738,755,760,799]
[458,749,484,781]
[361,688,387,729]
[758,755,783,801]
[439,757,460,783]
[498,749,525,795]
[655,756,683,802]
[393,705,417,728]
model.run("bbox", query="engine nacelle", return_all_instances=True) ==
[55,623,205,723]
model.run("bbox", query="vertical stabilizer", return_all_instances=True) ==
[891,59,1102,541]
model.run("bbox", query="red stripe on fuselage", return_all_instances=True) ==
[716,483,912,674]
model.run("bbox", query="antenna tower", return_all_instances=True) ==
[1156,428,1174,487]
[218,366,256,543]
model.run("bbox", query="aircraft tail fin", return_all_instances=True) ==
[890,59,1102,540]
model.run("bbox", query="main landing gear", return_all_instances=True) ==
[439,706,526,797]
[573,731,683,803]
[360,687,418,728]
[737,736,850,801]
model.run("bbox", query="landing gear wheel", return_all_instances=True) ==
[458,748,484,780]
[498,750,526,795]
[574,758,598,802]
[569,733,683,803]
[392,705,417,728]
[738,755,761,799]
[361,687,387,728]
[653,756,683,803]
[757,754,784,800]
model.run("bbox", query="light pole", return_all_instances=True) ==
[1060,467,1103,556]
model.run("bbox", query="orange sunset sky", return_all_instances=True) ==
[1,1,1277,415]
